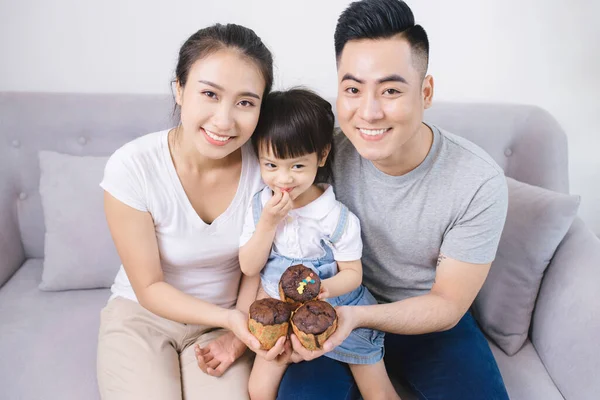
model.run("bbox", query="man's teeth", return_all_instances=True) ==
[359,128,389,136]
[205,129,231,142]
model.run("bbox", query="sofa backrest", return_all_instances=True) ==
[0,92,569,279]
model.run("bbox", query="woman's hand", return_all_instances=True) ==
[195,331,246,377]
[226,309,290,361]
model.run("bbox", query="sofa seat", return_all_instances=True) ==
[0,259,108,400]
[1,261,564,400]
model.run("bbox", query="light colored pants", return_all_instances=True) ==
[97,297,252,400]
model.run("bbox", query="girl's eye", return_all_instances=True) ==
[384,88,400,95]
[203,91,217,99]
[238,100,255,107]
[292,164,305,170]
[264,163,276,169]
[345,87,359,95]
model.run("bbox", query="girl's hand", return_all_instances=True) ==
[318,283,330,300]
[261,191,293,228]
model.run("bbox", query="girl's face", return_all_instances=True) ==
[258,145,325,204]
[176,49,266,160]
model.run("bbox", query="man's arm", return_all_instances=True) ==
[356,254,490,334]
[290,254,490,358]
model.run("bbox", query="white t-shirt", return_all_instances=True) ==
[100,129,263,309]
[239,185,363,262]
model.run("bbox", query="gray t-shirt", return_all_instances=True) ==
[332,124,508,303]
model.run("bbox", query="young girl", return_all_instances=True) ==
[238,89,400,400]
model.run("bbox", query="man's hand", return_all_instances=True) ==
[289,305,358,361]
[195,331,246,377]
[260,191,293,228]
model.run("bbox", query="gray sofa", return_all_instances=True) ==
[0,92,598,400]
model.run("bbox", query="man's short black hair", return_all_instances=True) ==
[334,0,429,79]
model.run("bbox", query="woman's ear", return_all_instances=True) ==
[175,80,183,106]
[318,145,332,167]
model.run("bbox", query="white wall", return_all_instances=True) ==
[1,0,599,233]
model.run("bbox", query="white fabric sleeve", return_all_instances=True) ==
[99,147,148,212]
[331,210,363,262]
[239,201,256,248]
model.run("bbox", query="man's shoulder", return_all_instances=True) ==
[436,126,504,180]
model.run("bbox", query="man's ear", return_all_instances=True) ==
[422,75,434,110]
[319,144,332,167]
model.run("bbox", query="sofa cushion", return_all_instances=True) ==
[473,177,580,355]
[0,259,109,400]
[488,338,563,400]
[38,151,120,290]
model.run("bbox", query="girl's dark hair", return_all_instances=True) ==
[334,0,429,78]
[173,23,273,117]
[252,88,335,184]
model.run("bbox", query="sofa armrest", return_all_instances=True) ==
[531,217,600,399]
[0,175,25,288]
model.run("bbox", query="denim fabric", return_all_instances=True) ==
[251,191,384,364]
[278,312,509,400]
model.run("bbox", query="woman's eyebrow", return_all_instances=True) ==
[198,80,260,99]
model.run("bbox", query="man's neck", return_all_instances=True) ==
[372,123,434,177]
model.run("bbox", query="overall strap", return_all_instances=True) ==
[251,190,264,226]
[329,203,349,244]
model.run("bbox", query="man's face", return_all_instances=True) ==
[336,35,433,169]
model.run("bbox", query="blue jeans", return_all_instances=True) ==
[277,312,509,400]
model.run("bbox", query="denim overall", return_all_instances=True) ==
[252,191,384,365]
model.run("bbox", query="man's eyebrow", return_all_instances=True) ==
[340,74,408,85]
[341,73,363,84]
[378,74,408,85]
[198,80,261,100]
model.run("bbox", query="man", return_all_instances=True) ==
[279,1,510,399]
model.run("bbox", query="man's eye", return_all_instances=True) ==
[384,89,400,95]
[346,87,359,94]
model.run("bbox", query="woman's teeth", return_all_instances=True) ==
[205,129,231,141]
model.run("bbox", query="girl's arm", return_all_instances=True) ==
[239,218,279,277]
[319,259,362,299]
[239,191,292,276]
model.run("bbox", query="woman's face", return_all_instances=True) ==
[176,49,266,160]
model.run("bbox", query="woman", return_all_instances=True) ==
[97,23,283,399]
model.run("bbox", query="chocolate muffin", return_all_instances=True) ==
[279,264,321,309]
[290,300,337,351]
[248,298,293,350]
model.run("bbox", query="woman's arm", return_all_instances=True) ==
[319,259,362,299]
[104,191,235,327]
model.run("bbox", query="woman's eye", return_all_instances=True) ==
[203,91,217,99]
[238,100,255,107]
[345,87,359,94]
